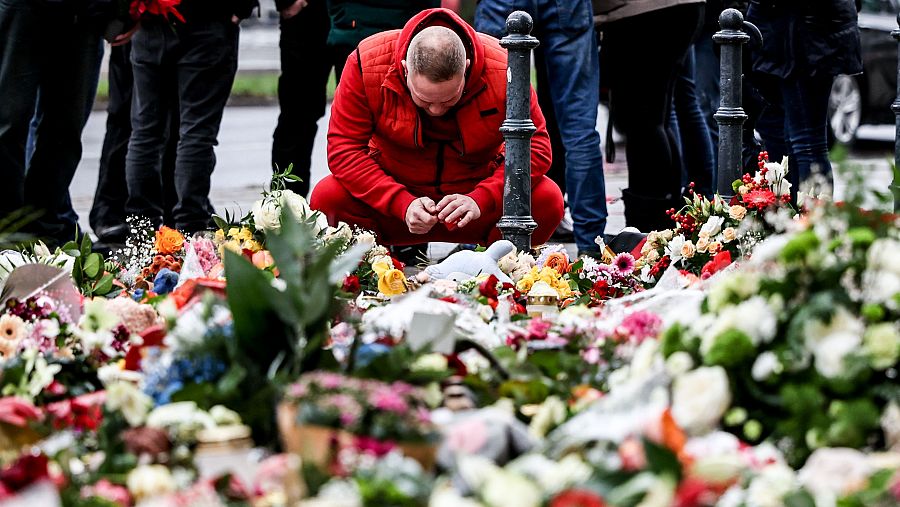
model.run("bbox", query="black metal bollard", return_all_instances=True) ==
[892,13,900,212]
[714,9,751,198]
[498,11,539,252]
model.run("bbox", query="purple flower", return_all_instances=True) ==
[613,252,636,276]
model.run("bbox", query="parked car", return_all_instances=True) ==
[828,0,899,145]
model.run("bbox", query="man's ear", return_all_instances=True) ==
[466,59,471,70]
[401,59,408,76]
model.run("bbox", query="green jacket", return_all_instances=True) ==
[326,0,440,49]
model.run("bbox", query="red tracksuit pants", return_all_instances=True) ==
[310,175,564,246]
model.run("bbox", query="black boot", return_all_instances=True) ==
[621,189,682,233]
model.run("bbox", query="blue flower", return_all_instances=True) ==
[354,343,391,368]
[153,268,179,294]
[132,289,145,301]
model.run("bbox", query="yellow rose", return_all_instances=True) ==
[696,237,710,253]
[228,227,241,238]
[242,239,262,253]
[722,227,737,243]
[682,241,696,259]
[729,205,747,221]
[237,227,254,241]
[223,239,242,254]
[214,229,225,242]
[516,267,539,293]
[378,268,408,296]
[372,260,392,277]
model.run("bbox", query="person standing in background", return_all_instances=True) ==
[596,0,705,233]
[476,0,608,258]
[746,0,862,196]
[0,0,118,247]
[125,0,259,234]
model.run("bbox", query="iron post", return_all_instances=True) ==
[498,11,539,252]
[713,9,751,199]
[892,13,900,211]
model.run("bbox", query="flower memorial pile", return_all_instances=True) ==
[0,158,898,506]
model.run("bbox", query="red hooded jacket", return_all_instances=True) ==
[326,8,552,221]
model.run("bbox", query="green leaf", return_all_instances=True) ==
[217,364,247,396]
[784,490,816,507]
[212,214,229,232]
[642,438,683,481]
[93,273,115,295]
[83,252,102,279]
[80,233,92,258]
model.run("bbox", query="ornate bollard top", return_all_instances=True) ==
[506,11,534,36]
[719,8,743,31]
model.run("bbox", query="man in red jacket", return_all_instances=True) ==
[310,8,564,247]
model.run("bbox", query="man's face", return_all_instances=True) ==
[404,66,466,117]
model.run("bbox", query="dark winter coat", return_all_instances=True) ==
[746,0,862,79]
[176,0,260,22]
[325,0,439,49]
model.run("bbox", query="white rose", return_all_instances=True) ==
[497,251,519,274]
[803,306,864,378]
[209,405,242,426]
[251,196,282,232]
[105,381,152,427]
[700,216,725,237]
[751,351,783,381]
[863,323,900,370]
[411,353,448,372]
[672,366,732,435]
[798,448,872,506]
[528,395,567,439]
[280,189,312,221]
[127,464,176,502]
[481,469,542,507]
[370,254,394,268]
[867,238,900,275]
[745,463,797,507]
[665,351,694,377]
[429,481,485,507]
[665,235,686,263]
[356,231,377,247]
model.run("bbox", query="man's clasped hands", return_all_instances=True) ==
[405,194,481,234]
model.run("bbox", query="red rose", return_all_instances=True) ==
[549,489,607,507]
[478,274,499,299]
[342,275,361,294]
[701,250,732,279]
[0,452,49,493]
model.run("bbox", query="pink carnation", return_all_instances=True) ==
[81,479,131,505]
[618,311,663,343]
[369,388,408,413]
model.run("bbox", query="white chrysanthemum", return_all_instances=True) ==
[803,306,864,378]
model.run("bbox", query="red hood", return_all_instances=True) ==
[393,8,486,98]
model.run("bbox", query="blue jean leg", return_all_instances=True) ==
[477,0,607,249]
[670,48,715,198]
[781,73,834,189]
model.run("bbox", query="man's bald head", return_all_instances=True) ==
[406,26,466,82]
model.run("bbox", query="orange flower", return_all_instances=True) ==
[544,252,570,274]
[154,226,184,255]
